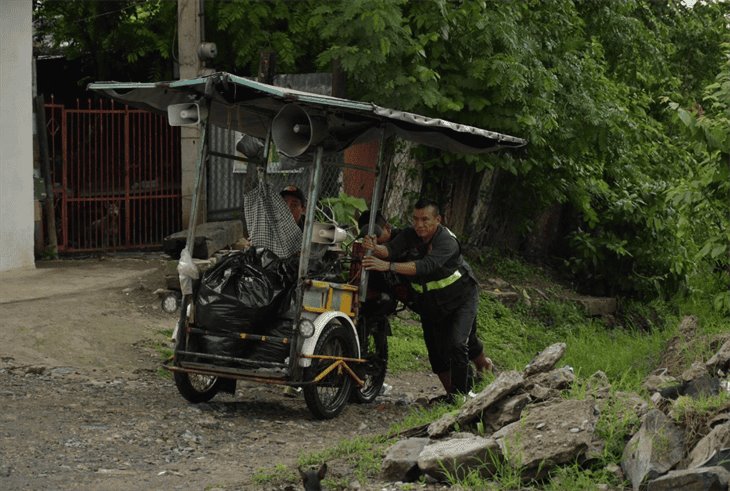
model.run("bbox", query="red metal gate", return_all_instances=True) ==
[45,97,181,252]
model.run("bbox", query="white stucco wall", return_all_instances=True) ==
[0,1,35,271]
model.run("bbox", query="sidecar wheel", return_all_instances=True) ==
[303,321,357,419]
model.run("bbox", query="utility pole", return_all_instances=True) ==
[177,0,204,228]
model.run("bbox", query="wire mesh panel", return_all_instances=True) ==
[207,127,346,222]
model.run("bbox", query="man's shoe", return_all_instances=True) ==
[379,383,393,396]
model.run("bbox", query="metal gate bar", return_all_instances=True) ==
[45,96,182,252]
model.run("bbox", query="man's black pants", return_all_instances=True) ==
[420,283,479,395]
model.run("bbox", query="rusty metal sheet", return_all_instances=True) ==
[88,72,526,155]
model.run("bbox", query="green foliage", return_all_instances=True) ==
[317,192,368,229]
[34,0,730,303]
[33,0,177,83]
[667,39,730,313]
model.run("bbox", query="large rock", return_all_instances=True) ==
[491,398,600,480]
[647,466,730,491]
[574,296,617,317]
[524,365,575,391]
[481,393,532,433]
[523,343,566,377]
[585,370,612,399]
[683,422,730,471]
[381,437,430,482]
[706,337,730,374]
[417,434,501,481]
[643,368,681,398]
[622,409,685,491]
[612,391,651,421]
[428,371,524,438]
[427,411,459,440]
[680,361,721,398]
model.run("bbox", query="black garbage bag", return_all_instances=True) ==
[199,334,249,361]
[195,248,297,334]
[248,319,294,362]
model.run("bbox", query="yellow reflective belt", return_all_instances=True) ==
[411,270,462,293]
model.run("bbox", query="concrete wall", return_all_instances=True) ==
[0,1,35,271]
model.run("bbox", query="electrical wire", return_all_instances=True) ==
[47,0,151,26]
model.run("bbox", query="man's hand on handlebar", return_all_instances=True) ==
[362,255,389,272]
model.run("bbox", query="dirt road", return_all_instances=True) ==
[0,255,442,490]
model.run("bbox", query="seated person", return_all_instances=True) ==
[280,185,306,230]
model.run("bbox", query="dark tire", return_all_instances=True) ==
[172,295,221,403]
[303,321,357,419]
[173,371,222,403]
[351,317,388,404]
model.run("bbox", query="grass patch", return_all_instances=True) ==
[543,465,625,491]
[670,392,730,449]
[388,314,430,373]
[251,463,294,488]
[154,328,174,379]
[298,434,389,487]
[476,293,673,390]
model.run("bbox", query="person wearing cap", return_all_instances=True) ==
[362,198,489,401]
[280,185,306,230]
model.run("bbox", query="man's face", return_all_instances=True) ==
[376,225,391,244]
[283,195,304,223]
[412,206,440,241]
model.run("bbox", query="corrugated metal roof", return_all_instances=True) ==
[88,71,526,155]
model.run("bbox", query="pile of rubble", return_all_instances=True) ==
[381,316,730,490]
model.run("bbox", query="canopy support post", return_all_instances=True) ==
[359,128,388,299]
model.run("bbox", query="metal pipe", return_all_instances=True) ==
[359,127,388,298]
[289,145,324,374]
[184,104,209,249]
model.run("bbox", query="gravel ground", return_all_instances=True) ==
[0,255,446,490]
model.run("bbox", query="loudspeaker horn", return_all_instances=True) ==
[167,102,208,127]
[272,104,328,157]
[312,222,347,245]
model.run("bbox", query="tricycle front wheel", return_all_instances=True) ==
[303,321,357,419]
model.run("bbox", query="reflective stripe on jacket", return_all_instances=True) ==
[411,269,462,293]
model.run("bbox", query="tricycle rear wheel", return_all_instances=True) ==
[303,321,357,419]
[173,371,222,403]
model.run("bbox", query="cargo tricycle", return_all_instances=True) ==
[89,72,525,419]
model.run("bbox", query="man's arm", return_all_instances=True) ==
[362,256,417,275]
[413,231,459,276]
[362,235,390,259]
